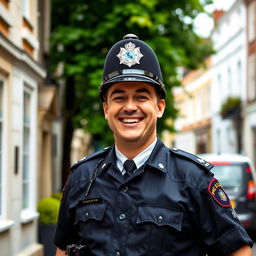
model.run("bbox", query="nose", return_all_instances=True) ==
[123,98,137,112]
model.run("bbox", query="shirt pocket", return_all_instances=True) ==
[75,202,107,225]
[136,206,184,255]
[136,205,183,231]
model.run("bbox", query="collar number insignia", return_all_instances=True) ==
[208,178,231,208]
[117,42,143,67]
[158,163,164,169]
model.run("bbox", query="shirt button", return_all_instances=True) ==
[115,251,121,256]
[119,213,126,220]
[157,215,163,223]
[122,186,128,193]
[85,212,89,217]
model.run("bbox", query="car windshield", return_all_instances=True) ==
[212,164,243,192]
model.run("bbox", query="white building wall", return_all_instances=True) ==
[244,104,256,162]
[211,0,247,154]
[243,0,256,167]
[174,132,196,153]
[0,0,46,255]
[0,62,42,256]
[173,59,212,155]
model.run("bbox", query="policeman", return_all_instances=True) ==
[54,34,253,256]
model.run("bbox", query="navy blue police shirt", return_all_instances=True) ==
[54,138,252,255]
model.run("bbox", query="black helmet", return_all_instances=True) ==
[100,34,165,101]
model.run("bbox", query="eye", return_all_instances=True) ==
[112,96,125,102]
[137,95,148,101]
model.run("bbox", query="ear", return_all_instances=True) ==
[103,102,108,119]
[157,99,165,118]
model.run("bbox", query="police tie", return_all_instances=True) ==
[124,159,137,176]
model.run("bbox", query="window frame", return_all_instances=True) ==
[247,53,256,102]
[22,87,31,210]
[21,83,37,221]
[22,0,31,20]
[0,80,3,218]
[248,1,256,43]
[0,78,7,221]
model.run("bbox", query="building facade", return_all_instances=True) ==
[0,0,57,255]
[211,0,247,154]
[172,58,212,154]
[243,0,256,167]
[172,0,251,158]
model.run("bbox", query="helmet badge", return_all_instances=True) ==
[117,42,143,67]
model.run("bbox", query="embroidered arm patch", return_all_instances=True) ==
[208,178,231,207]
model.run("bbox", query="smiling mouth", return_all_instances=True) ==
[121,118,142,124]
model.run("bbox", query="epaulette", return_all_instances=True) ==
[169,147,213,172]
[71,146,111,170]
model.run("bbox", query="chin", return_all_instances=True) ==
[121,136,140,142]
[116,133,142,143]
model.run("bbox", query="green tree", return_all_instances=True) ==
[50,0,213,185]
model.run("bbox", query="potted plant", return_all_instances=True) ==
[37,196,60,256]
[220,96,241,119]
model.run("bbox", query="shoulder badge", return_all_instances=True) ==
[117,42,143,67]
[71,147,111,170]
[208,178,231,207]
[169,148,213,172]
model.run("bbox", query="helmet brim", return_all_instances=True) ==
[100,74,165,101]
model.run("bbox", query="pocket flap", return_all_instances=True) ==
[136,206,183,231]
[75,203,107,224]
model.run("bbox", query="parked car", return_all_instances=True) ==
[199,154,256,231]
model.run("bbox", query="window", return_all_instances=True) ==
[248,2,256,42]
[22,88,31,210]
[20,84,38,222]
[205,85,211,118]
[237,61,242,95]
[0,81,3,216]
[227,67,232,95]
[217,73,222,110]
[248,53,256,102]
[195,91,202,122]
[217,129,221,155]
[22,0,31,20]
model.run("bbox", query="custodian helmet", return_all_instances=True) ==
[100,34,165,101]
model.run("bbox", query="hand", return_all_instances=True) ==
[55,247,66,256]
[230,245,252,256]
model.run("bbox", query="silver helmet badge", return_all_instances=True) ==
[117,42,143,67]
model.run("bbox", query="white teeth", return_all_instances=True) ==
[122,119,139,123]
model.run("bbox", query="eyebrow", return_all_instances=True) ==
[110,88,151,97]
[110,89,125,97]
[136,88,151,95]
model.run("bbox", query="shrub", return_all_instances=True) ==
[51,192,62,201]
[37,197,60,225]
[220,97,241,119]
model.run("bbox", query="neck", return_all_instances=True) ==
[115,136,157,159]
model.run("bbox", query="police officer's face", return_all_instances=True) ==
[103,82,165,150]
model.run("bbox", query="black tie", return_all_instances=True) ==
[124,159,137,175]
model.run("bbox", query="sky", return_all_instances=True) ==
[194,0,236,37]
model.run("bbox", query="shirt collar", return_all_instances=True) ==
[98,137,168,176]
[115,137,157,173]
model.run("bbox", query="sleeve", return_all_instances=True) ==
[194,176,253,255]
[54,174,80,250]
